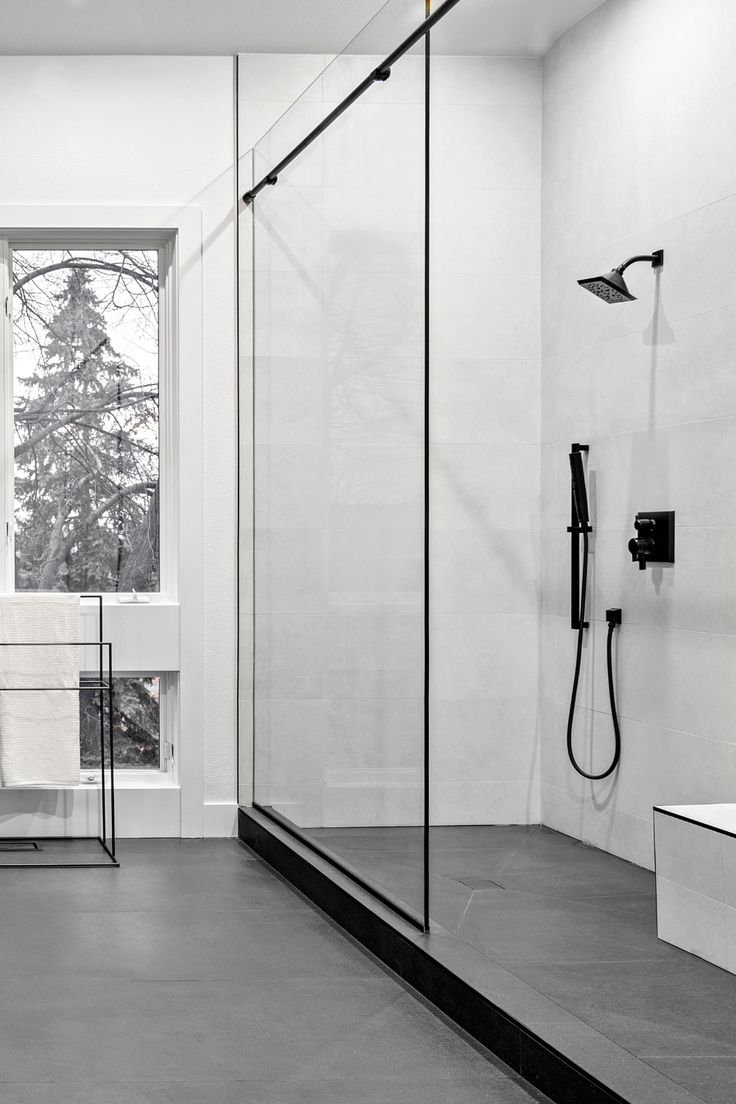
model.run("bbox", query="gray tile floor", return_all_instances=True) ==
[308,824,736,1104]
[0,839,553,1103]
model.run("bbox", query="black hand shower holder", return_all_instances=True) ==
[0,595,117,868]
[567,444,591,629]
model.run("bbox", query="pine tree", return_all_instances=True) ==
[13,267,159,592]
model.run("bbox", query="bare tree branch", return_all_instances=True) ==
[13,259,157,295]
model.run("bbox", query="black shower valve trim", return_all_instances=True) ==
[628,511,675,570]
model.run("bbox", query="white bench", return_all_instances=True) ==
[654,804,736,973]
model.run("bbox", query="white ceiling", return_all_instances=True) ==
[0,0,605,57]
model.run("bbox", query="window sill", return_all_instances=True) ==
[80,773,179,790]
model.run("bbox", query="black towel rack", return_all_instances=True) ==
[0,594,117,868]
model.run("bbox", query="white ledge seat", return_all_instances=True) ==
[654,804,736,974]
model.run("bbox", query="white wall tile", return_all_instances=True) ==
[644,83,736,227]
[325,269,424,362]
[431,444,540,531]
[327,445,424,529]
[240,53,327,109]
[321,101,425,191]
[327,698,423,770]
[322,184,424,274]
[254,614,327,700]
[431,613,539,703]
[254,356,329,446]
[254,444,329,529]
[253,268,323,360]
[431,781,542,826]
[326,371,424,447]
[323,781,424,828]
[588,525,736,637]
[430,698,540,782]
[590,418,736,532]
[254,698,327,786]
[431,528,540,615]
[325,610,424,700]
[432,104,541,192]
[254,528,328,613]
[432,273,540,361]
[540,347,591,447]
[544,613,736,749]
[432,187,540,278]
[431,56,542,107]
[327,526,422,604]
[432,358,540,446]
[542,781,655,869]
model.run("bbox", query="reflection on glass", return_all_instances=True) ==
[251,22,427,920]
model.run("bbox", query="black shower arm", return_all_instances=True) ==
[615,250,664,274]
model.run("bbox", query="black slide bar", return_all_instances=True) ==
[242,0,462,205]
[567,443,591,630]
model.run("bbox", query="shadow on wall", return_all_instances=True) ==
[0,787,101,834]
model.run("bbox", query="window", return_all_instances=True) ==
[0,236,177,776]
[80,676,165,771]
[10,248,160,593]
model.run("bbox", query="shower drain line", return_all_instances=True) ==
[456,876,505,890]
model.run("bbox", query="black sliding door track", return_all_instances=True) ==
[242,0,461,205]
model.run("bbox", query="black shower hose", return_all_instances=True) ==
[566,527,621,780]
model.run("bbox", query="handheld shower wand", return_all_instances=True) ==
[566,446,621,780]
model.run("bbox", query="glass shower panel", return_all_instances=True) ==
[251,12,428,922]
[427,5,544,926]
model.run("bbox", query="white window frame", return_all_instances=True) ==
[78,672,178,784]
[0,229,180,782]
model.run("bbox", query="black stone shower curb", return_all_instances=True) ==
[238,806,633,1104]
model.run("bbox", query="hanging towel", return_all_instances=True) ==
[0,594,81,787]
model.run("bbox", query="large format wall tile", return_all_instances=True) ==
[431,613,539,703]
[431,698,540,783]
[431,529,540,616]
[431,444,540,531]
[432,358,540,446]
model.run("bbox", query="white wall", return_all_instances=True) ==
[540,0,736,867]
[0,57,238,837]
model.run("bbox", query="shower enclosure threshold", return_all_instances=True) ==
[239,808,705,1104]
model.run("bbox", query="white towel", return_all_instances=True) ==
[0,594,81,787]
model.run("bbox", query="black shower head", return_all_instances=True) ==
[578,249,664,304]
[578,269,636,303]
